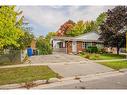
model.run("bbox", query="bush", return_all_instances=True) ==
[86,46,98,53]
[79,52,85,55]
[0,50,21,65]
[84,54,90,59]
[36,38,53,55]
[90,54,100,60]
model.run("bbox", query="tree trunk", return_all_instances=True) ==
[116,46,120,55]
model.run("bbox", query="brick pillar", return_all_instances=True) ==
[66,41,72,54]
[77,41,83,53]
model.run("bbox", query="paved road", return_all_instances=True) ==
[45,72,127,89]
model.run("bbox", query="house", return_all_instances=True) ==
[51,31,104,54]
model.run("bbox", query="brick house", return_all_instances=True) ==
[51,31,104,54]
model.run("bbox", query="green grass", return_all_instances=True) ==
[98,61,127,70]
[0,66,57,85]
[79,53,126,60]
[0,62,22,66]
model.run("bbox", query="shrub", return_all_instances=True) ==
[36,38,53,55]
[84,54,90,59]
[98,48,106,54]
[79,52,85,55]
[90,54,100,60]
[86,46,98,53]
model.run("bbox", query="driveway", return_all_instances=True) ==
[30,52,86,64]
[48,62,114,77]
[30,52,114,77]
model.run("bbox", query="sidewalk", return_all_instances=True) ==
[94,59,127,62]
[0,60,87,69]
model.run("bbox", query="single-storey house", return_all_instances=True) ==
[51,32,104,54]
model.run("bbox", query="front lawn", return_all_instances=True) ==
[0,66,57,85]
[98,61,127,70]
[0,62,22,66]
[79,53,126,60]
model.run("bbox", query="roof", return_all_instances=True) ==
[75,31,100,41]
[52,31,102,42]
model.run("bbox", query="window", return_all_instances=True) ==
[82,42,85,49]
[58,42,63,48]
[85,42,92,49]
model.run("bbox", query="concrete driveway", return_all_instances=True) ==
[30,52,114,77]
[48,62,114,77]
[30,52,86,64]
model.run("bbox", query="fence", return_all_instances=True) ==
[0,49,23,65]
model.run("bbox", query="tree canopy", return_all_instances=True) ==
[0,6,24,48]
[36,36,52,55]
[45,32,56,41]
[96,12,107,28]
[56,13,107,37]
[0,6,34,50]
[56,20,75,36]
[66,20,85,37]
[100,6,127,54]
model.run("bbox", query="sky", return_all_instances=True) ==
[19,6,114,37]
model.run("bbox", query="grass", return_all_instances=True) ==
[98,61,127,70]
[0,66,57,85]
[0,62,22,66]
[79,53,126,60]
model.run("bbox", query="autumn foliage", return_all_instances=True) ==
[56,20,75,36]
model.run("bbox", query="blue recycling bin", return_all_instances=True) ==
[27,47,33,57]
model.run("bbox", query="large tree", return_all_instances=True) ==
[100,6,127,54]
[66,20,85,37]
[96,12,107,29]
[0,6,24,48]
[83,21,97,33]
[56,20,75,36]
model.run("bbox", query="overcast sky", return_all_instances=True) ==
[19,6,114,37]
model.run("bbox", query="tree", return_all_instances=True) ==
[56,20,75,36]
[96,12,107,29]
[99,6,127,55]
[0,6,24,49]
[84,21,97,33]
[36,36,52,55]
[18,31,34,49]
[45,32,56,41]
[66,20,85,37]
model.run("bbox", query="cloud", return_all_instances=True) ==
[19,6,67,30]
[18,6,114,36]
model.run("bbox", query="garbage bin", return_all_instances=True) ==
[27,47,33,57]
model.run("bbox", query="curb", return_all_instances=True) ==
[0,78,61,89]
[0,71,125,89]
[119,68,127,72]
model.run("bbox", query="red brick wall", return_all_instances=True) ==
[66,41,72,54]
[66,41,84,54]
[77,41,83,53]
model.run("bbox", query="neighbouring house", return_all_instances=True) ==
[21,39,38,62]
[51,31,104,54]
[30,39,38,55]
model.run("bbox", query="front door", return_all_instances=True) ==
[72,41,77,53]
